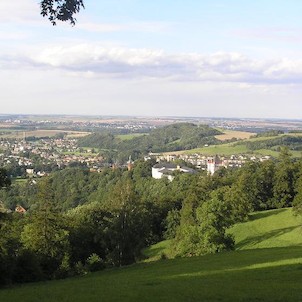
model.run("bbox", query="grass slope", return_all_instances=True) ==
[229,208,302,250]
[170,133,302,157]
[1,209,302,302]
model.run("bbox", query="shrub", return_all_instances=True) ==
[86,253,105,272]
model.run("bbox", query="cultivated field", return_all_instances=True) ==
[215,129,255,141]
[0,129,90,139]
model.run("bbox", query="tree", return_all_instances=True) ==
[273,148,296,208]
[0,168,10,188]
[104,179,151,266]
[40,0,85,25]
[20,178,70,278]
[173,187,234,257]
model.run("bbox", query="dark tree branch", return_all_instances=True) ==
[40,0,85,26]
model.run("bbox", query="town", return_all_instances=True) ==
[0,133,272,180]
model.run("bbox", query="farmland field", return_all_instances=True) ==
[215,129,255,141]
[0,129,90,139]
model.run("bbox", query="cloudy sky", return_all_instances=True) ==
[1,0,302,118]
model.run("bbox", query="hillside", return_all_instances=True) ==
[78,123,222,159]
[229,208,302,250]
[174,132,302,157]
[1,208,302,302]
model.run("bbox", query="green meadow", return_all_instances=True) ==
[1,208,302,302]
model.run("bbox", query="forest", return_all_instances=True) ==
[78,123,222,161]
[0,148,302,285]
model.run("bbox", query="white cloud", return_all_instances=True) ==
[0,0,40,23]
[2,44,302,85]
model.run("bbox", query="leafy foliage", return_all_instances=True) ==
[40,0,85,25]
[238,135,302,152]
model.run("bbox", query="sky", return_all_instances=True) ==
[1,0,302,119]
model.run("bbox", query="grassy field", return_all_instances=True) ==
[186,142,249,156]
[229,208,302,250]
[1,208,302,302]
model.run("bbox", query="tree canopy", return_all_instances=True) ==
[40,0,85,25]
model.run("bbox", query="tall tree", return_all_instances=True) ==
[104,179,150,266]
[20,178,70,277]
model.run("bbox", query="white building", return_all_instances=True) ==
[152,163,196,181]
[207,155,222,175]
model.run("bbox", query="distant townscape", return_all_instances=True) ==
[1,115,301,180]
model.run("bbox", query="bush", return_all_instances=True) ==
[86,253,105,272]
[74,261,87,276]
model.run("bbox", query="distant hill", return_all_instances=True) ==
[78,123,222,159]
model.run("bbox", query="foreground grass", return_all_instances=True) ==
[1,247,302,302]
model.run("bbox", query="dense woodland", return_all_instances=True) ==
[0,147,302,286]
[78,123,222,162]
